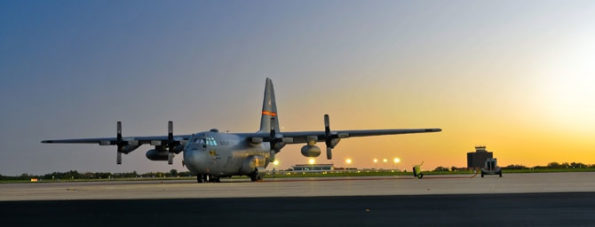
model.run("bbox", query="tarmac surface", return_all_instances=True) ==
[2,172,595,226]
[2,172,595,201]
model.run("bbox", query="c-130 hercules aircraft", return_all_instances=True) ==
[43,78,441,183]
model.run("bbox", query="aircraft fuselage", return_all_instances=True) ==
[183,131,271,177]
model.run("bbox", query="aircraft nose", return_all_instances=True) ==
[183,148,208,173]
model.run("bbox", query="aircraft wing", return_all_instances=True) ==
[41,135,193,146]
[281,128,441,144]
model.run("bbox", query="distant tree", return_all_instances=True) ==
[141,172,156,178]
[570,162,587,168]
[503,164,528,170]
[547,162,561,168]
[433,166,449,172]
[94,172,110,179]
[113,172,138,178]
[176,171,192,177]
[561,162,570,168]
[61,170,81,179]
[169,169,178,177]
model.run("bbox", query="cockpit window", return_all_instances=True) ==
[193,136,217,146]
[205,137,217,146]
[193,138,206,144]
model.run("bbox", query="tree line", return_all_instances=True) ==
[0,169,192,180]
[432,162,595,172]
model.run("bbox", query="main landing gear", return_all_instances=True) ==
[249,168,264,182]
[196,174,220,183]
[250,173,263,182]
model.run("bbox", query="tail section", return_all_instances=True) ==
[259,78,280,133]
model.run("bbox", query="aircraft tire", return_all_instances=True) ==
[250,172,263,182]
[196,175,205,183]
[499,171,502,178]
[250,174,263,182]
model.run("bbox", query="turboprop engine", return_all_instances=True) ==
[301,145,321,157]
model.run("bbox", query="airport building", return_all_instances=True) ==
[291,164,334,172]
[467,146,493,169]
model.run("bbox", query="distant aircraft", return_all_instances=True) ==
[42,78,441,183]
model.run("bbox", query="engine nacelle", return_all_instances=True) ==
[301,145,321,157]
[146,149,169,161]
[120,144,141,154]
[328,138,341,148]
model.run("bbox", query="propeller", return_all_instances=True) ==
[324,114,340,160]
[115,121,141,164]
[116,121,125,165]
[167,121,176,165]
[268,117,292,162]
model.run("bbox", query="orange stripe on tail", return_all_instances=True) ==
[262,111,277,116]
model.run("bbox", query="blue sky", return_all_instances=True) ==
[2,0,595,175]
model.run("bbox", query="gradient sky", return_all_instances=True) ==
[1,0,594,175]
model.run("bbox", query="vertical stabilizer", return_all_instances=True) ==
[259,78,280,132]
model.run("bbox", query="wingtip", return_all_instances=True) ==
[41,140,52,143]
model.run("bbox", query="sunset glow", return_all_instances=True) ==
[2,1,595,175]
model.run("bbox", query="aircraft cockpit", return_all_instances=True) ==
[205,137,218,146]
[190,134,218,149]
